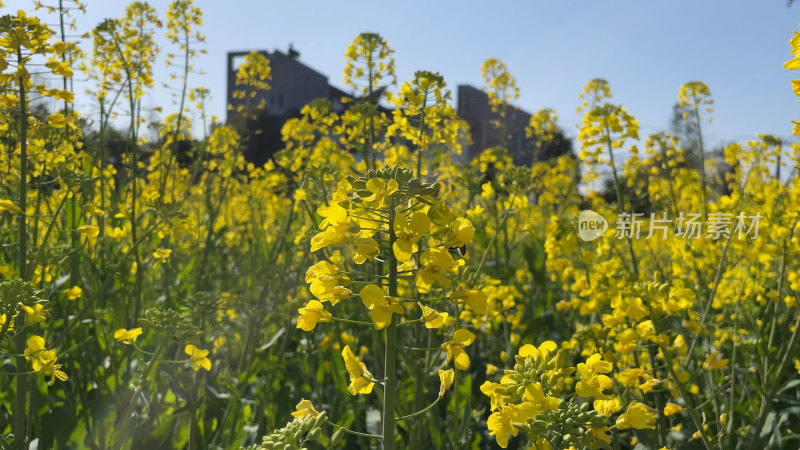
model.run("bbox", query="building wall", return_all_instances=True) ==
[456,85,533,164]
[225,51,552,166]
[226,49,331,119]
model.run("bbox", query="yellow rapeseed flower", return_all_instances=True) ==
[418,302,448,329]
[359,284,403,330]
[291,399,320,419]
[114,327,142,344]
[416,247,457,294]
[22,303,46,326]
[184,344,212,371]
[153,248,172,259]
[438,369,454,396]
[0,199,21,214]
[341,345,374,395]
[616,402,656,430]
[64,285,82,300]
[664,402,683,416]
[296,300,332,331]
[441,328,475,370]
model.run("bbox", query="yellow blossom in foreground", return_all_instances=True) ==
[594,398,621,416]
[107,227,125,240]
[64,286,82,300]
[77,225,99,238]
[153,248,172,259]
[518,340,557,359]
[24,335,48,367]
[442,328,476,370]
[576,353,613,399]
[305,260,351,305]
[22,303,46,326]
[664,402,683,416]
[0,314,12,332]
[363,177,398,207]
[296,300,332,331]
[449,288,487,314]
[291,399,320,419]
[487,404,525,448]
[185,344,212,371]
[616,402,656,430]
[359,284,403,330]
[702,352,729,370]
[416,247,457,294]
[38,355,68,384]
[442,217,475,248]
[392,211,430,262]
[341,345,374,395]
[22,334,67,384]
[0,199,21,213]
[353,237,379,264]
[438,368,454,396]
[114,327,143,344]
[418,302,448,329]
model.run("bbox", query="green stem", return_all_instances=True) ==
[749,303,800,450]
[15,45,30,447]
[114,339,167,450]
[693,100,709,222]
[397,395,442,421]
[328,421,382,440]
[381,205,398,450]
[411,322,426,448]
[604,124,638,277]
[331,317,373,327]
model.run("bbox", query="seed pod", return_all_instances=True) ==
[313,412,327,428]
[330,428,345,447]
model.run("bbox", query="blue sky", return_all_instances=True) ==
[9,0,800,149]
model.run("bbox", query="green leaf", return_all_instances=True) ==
[458,393,471,444]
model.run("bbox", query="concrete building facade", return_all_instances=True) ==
[225,48,560,165]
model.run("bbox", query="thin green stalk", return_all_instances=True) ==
[410,322,426,448]
[188,371,199,450]
[686,235,732,360]
[415,92,428,178]
[604,125,638,277]
[328,421,382,440]
[381,204,398,450]
[692,99,709,222]
[114,339,167,450]
[14,45,30,447]
[397,395,443,422]
[749,299,800,450]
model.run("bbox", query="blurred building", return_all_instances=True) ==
[226,48,569,165]
[226,46,348,124]
[456,84,532,164]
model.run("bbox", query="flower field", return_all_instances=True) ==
[1,1,800,449]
